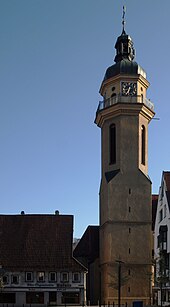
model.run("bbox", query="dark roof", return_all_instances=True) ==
[163,171,170,210]
[164,171,170,190]
[114,31,135,63]
[104,59,139,81]
[103,29,146,83]
[0,214,85,271]
[152,194,158,231]
[73,226,99,264]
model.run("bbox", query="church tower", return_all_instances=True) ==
[95,9,154,306]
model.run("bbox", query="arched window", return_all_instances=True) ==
[110,124,116,164]
[141,125,145,165]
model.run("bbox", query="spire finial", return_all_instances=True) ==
[114,5,135,63]
[122,5,126,34]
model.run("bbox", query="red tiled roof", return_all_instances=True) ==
[163,171,170,191]
[0,214,85,271]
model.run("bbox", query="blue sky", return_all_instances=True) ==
[0,0,169,238]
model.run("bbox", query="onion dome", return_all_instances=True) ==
[103,7,146,81]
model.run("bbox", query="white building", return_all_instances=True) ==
[154,171,170,306]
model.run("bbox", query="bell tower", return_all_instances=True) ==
[95,8,154,306]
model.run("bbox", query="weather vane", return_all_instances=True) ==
[122,5,126,33]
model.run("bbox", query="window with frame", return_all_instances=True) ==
[141,125,146,165]
[37,272,45,282]
[2,275,8,284]
[11,275,19,284]
[165,254,169,268]
[60,272,69,283]
[49,272,56,282]
[109,124,116,164]
[26,272,33,282]
[72,272,80,283]
[159,226,168,251]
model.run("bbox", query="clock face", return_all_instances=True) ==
[121,82,137,96]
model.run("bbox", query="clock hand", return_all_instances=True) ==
[127,87,130,94]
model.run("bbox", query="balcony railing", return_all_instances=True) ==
[97,94,154,112]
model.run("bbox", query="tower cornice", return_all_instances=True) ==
[95,103,155,128]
